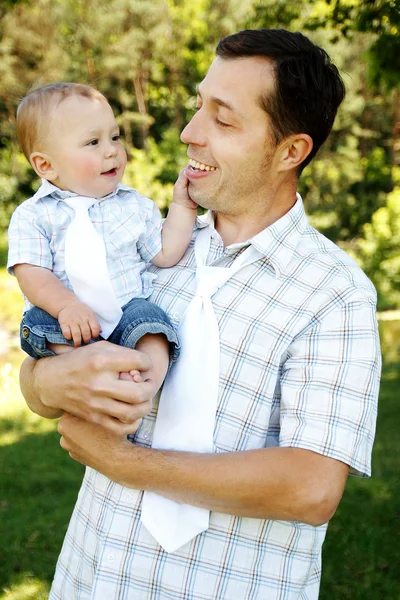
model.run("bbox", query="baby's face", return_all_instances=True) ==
[43,95,127,198]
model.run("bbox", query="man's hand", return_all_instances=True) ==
[58,300,101,346]
[22,341,155,433]
[58,412,138,480]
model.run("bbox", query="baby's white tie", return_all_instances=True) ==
[63,196,123,339]
[141,226,261,552]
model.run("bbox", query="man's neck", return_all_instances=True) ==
[214,189,298,247]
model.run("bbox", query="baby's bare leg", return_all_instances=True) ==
[47,343,74,354]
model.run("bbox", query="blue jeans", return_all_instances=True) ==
[20,298,180,365]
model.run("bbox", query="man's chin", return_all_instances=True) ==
[188,184,213,210]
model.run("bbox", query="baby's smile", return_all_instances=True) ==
[101,167,118,177]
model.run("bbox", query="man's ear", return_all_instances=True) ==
[30,152,58,181]
[277,134,313,173]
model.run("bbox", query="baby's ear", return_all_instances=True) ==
[30,152,58,181]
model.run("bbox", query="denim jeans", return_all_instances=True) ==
[20,297,180,364]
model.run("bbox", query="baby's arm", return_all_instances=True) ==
[151,169,197,268]
[14,264,101,346]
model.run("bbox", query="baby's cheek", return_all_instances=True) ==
[76,157,99,178]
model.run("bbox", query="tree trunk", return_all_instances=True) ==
[133,75,148,150]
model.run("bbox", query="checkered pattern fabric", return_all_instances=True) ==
[7,180,162,311]
[49,195,381,599]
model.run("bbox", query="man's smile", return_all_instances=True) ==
[188,158,217,171]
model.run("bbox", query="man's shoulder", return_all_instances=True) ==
[294,224,376,300]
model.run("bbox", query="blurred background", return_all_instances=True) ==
[0,0,399,598]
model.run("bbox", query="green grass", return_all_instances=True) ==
[320,358,400,599]
[0,269,85,599]
[0,356,84,600]
[0,266,399,599]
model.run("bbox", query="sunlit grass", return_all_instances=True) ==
[0,268,22,335]
[1,577,49,600]
[0,360,57,447]
[0,271,84,599]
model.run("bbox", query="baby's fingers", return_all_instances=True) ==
[80,321,93,345]
[69,323,83,347]
[89,316,101,339]
[60,323,72,341]
[175,168,189,187]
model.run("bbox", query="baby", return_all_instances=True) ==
[7,82,197,397]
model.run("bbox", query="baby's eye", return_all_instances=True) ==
[87,139,99,146]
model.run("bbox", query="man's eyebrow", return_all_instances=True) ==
[196,86,244,119]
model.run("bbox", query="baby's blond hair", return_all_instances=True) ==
[16,83,107,162]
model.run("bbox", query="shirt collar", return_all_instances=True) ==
[195,193,309,277]
[31,179,130,203]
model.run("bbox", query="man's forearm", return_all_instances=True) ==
[120,445,348,525]
[59,414,349,526]
[20,357,63,418]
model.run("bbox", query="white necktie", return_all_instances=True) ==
[141,225,261,553]
[63,196,123,339]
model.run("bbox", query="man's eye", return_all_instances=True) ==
[112,134,120,141]
[215,118,230,128]
[87,139,98,146]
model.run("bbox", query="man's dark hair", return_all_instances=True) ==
[216,29,345,173]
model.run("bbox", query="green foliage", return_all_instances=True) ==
[0,144,37,231]
[355,186,400,310]
[0,0,398,307]
[123,138,177,215]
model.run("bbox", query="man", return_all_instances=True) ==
[21,29,380,599]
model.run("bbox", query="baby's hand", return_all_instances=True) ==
[173,168,198,210]
[58,300,101,347]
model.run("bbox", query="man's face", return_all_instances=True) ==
[181,56,282,216]
[42,96,127,198]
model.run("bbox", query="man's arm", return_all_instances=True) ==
[20,357,63,419]
[58,413,349,526]
[20,342,155,433]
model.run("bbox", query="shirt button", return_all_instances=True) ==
[172,311,179,320]
[22,327,29,339]
[143,430,150,440]
[125,493,133,502]
[107,553,114,563]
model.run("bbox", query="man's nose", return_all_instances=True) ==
[181,111,207,146]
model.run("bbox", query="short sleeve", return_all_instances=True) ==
[7,202,53,274]
[136,198,162,263]
[279,296,381,477]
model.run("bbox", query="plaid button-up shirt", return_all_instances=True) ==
[50,195,380,600]
[7,179,162,311]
